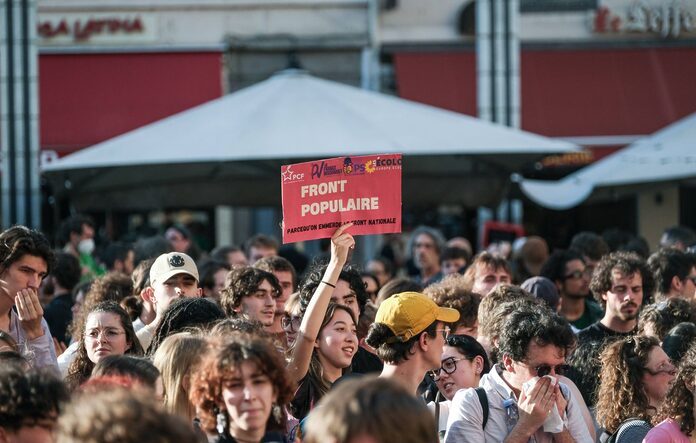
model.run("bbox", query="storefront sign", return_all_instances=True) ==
[37,14,157,45]
[593,0,695,38]
[281,154,402,243]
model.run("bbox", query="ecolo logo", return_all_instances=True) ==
[282,165,305,183]
[372,156,402,171]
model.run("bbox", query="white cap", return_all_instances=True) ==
[149,252,199,286]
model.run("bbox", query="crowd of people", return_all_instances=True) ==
[2,214,696,443]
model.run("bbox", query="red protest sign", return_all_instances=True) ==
[281,154,402,243]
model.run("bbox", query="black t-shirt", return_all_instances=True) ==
[577,321,635,345]
[43,293,73,345]
[569,321,636,407]
[350,346,383,374]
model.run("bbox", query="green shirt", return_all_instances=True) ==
[570,299,604,330]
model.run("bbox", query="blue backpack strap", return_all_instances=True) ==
[475,387,489,430]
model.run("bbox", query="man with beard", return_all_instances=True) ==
[568,252,654,407]
[541,250,602,331]
[577,251,653,344]
[408,226,445,286]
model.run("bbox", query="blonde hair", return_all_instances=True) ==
[152,332,207,420]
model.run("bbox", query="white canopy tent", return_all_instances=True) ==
[44,69,578,210]
[520,112,696,210]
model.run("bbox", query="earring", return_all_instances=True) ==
[272,403,282,421]
[216,408,227,436]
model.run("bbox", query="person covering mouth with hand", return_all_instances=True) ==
[0,225,59,372]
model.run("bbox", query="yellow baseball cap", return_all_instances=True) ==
[375,292,460,342]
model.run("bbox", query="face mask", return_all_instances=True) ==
[78,238,95,255]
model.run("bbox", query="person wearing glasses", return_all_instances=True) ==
[365,291,459,396]
[280,292,302,349]
[64,301,143,390]
[540,250,601,331]
[648,248,696,303]
[644,342,696,442]
[445,304,592,443]
[595,335,675,442]
[428,334,490,436]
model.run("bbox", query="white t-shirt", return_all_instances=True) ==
[427,400,451,437]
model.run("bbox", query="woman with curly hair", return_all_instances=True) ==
[190,334,293,443]
[64,301,143,390]
[645,343,696,442]
[595,335,676,442]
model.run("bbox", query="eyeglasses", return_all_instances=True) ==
[85,329,126,341]
[430,357,467,381]
[644,363,677,376]
[281,315,301,332]
[435,327,451,340]
[686,276,696,285]
[532,363,570,377]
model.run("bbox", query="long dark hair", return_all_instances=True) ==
[446,334,490,375]
[290,303,357,420]
[65,301,143,391]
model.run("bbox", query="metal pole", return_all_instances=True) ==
[0,0,41,229]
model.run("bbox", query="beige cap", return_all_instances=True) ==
[149,252,199,286]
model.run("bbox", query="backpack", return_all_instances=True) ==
[434,387,489,435]
[475,387,489,429]
[601,418,646,443]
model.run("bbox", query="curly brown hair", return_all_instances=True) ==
[68,272,134,340]
[652,343,696,435]
[424,274,480,330]
[638,299,696,340]
[590,251,654,308]
[190,334,294,435]
[478,285,534,342]
[595,335,659,433]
